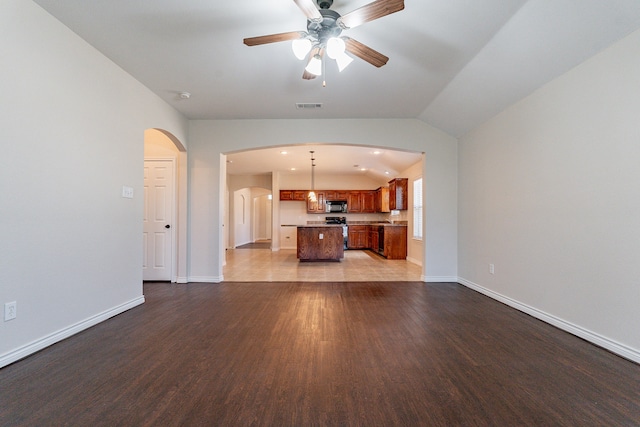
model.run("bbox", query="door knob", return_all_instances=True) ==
[165,225,171,229]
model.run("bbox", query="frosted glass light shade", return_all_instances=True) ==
[326,37,345,59]
[336,52,353,72]
[292,38,312,60]
[305,54,322,76]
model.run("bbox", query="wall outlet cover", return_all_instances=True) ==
[4,301,17,321]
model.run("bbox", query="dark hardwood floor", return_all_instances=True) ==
[1,282,639,426]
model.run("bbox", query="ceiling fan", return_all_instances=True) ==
[243,0,404,80]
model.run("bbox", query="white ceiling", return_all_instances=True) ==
[32,0,640,175]
[225,144,422,179]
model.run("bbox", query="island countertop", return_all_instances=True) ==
[296,224,344,228]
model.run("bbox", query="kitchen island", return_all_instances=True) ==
[297,225,344,262]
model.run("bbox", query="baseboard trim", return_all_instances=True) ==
[423,276,458,283]
[187,276,223,283]
[0,296,145,369]
[457,277,640,364]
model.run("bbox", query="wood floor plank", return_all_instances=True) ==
[1,282,639,426]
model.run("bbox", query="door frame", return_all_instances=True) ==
[143,157,177,282]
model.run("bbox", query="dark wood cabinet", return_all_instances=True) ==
[379,225,408,259]
[280,190,307,201]
[297,226,344,261]
[347,225,369,249]
[348,224,406,258]
[376,187,390,213]
[361,191,376,213]
[388,178,408,210]
[347,191,362,213]
[346,191,375,213]
[306,191,325,213]
[325,190,348,201]
[369,226,379,252]
[281,182,406,212]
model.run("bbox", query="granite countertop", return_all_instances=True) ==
[348,222,407,227]
[297,224,344,227]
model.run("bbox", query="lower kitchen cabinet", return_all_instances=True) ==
[379,225,407,259]
[348,224,407,259]
[347,225,369,249]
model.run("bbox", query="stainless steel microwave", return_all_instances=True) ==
[325,200,348,213]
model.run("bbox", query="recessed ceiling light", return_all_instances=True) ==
[360,167,367,171]
[373,150,381,155]
[290,167,296,171]
[385,171,390,175]
[280,151,288,155]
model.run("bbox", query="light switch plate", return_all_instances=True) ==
[122,186,134,199]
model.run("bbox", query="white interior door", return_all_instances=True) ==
[143,159,174,281]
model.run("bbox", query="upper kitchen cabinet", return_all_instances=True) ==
[280,190,307,201]
[307,191,325,213]
[347,191,362,212]
[389,178,408,210]
[325,191,348,201]
[376,187,389,213]
[361,191,376,213]
[347,191,376,213]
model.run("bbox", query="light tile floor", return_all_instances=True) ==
[223,248,423,282]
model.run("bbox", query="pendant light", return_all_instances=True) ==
[308,151,317,202]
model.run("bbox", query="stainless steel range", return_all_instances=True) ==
[325,216,348,249]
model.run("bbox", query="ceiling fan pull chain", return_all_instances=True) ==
[322,55,327,87]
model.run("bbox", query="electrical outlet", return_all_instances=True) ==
[489,264,495,275]
[4,301,17,321]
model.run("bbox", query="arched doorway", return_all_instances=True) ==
[229,187,272,248]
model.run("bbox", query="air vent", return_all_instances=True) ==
[296,103,323,109]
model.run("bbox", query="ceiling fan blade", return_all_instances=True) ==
[302,69,317,80]
[243,31,303,46]
[337,0,404,29]
[343,37,389,68]
[302,47,323,80]
[293,0,322,22]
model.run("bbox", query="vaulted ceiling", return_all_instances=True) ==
[33,0,640,174]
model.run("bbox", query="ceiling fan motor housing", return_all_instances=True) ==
[307,9,342,44]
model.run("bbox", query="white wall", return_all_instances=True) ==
[0,0,188,367]
[278,172,388,190]
[188,119,458,283]
[458,29,640,362]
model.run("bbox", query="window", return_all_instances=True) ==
[413,178,423,240]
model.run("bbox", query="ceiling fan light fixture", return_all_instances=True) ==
[292,38,312,60]
[305,54,323,76]
[335,51,353,72]
[326,37,345,59]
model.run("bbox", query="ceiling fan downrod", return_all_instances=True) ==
[317,0,333,9]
